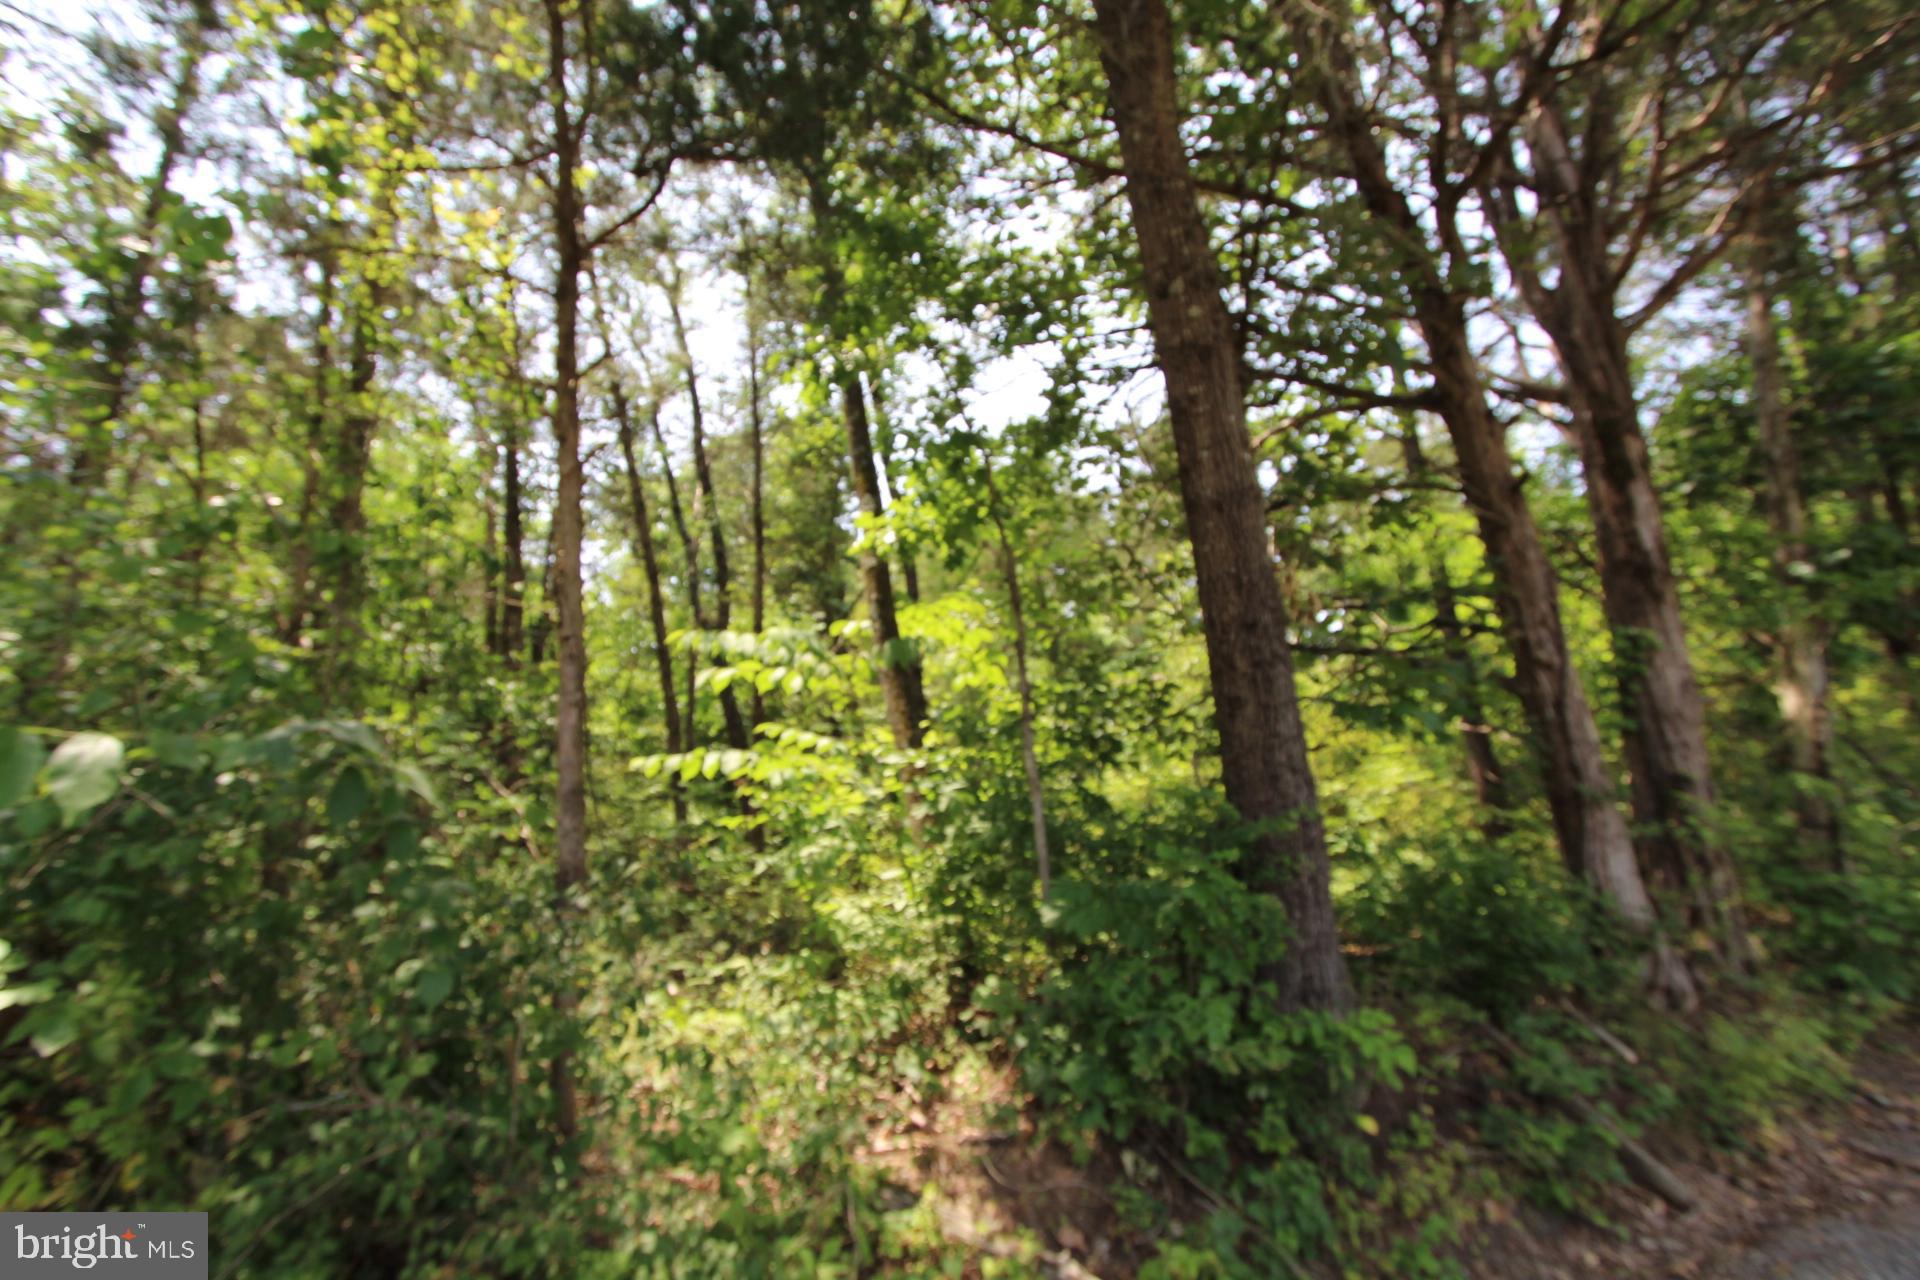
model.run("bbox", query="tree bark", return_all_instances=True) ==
[1091,0,1350,1013]
[614,383,687,826]
[320,298,383,693]
[744,261,770,728]
[1744,230,1842,866]
[666,280,751,752]
[500,414,527,666]
[1308,24,1688,1002]
[649,407,703,753]
[282,252,335,650]
[73,12,208,488]
[1496,106,1749,968]
[867,376,922,605]
[981,452,1051,899]
[841,371,929,750]
[543,0,588,1143]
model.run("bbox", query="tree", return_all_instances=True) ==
[1087,0,1350,1013]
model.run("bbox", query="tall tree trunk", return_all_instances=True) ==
[614,383,687,826]
[981,452,1051,898]
[320,299,383,693]
[500,416,527,667]
[744,261,770,728]
[1744,230,1842,865]
[282,252,335,649]
[72,12,209,488]
[841,371,930,750]
[1309,27,1689,1002]
[1091,0,1350,1013]
[649,407,703,753]
[867,376,922,605]
[666,283,751,752]
[802,180,931,753]
[1498,107,1749,969]
[484,488,501,658]
[543,0,589,1143]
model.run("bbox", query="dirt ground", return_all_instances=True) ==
[864,1025,1920,1278]
[1464,1028,1920,1280]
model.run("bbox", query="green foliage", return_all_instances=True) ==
[1342,831,1629,1019]
[0,716,581,1274]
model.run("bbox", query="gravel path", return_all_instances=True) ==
[1710,1210,1920,1279]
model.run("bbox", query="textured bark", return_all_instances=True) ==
[614,384,687,826]
[543,0,588,1142]
[1310,28,1680,1000]
[1744,235,1842,865]
[1092,0,1350,1013]
[841,373,929,750]
[1498,107,1748,968]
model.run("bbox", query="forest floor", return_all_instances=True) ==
[1469,1023,1920,1280]
[858,1023,1920,1278]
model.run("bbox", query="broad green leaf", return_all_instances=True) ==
[0,727,46,808]
[327,765,370,825]
[416,967,453,1009]
[28,1006,78,1057]
[0,980,55,1012]
[44,732,124,826]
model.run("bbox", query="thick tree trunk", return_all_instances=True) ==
[1309,30,1687,1001]
[1506,108,1749,967]
[614,384,688,826]
[1744,237,1842,865]
[1092,0,1350,1013]
[840,373,929,750]
[1426,308,1661,937]
[543,0,588,1143]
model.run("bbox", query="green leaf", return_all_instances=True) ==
[13,798,55,838]
[44,732,124,826]
[0,727,46,808]
[393,762,437,806]
[327,765,370,825]
[416,967,454,1009]
[0,980,55,1012]
[28,1006,78,1057]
